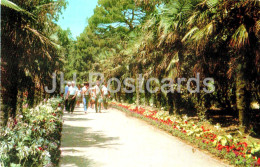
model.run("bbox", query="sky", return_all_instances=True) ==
[56,0,98,39]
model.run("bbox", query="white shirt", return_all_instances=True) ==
[68,86,78,96]
[102,85,108,95]
[82,87,89,95]
[94,85,101,95]
[89,87,95,96]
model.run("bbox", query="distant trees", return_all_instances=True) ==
[66,0,259,132]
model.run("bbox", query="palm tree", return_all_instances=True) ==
[1,0,66,125]
[183,0,259,131]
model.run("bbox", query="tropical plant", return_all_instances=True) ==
[1,0,67,125]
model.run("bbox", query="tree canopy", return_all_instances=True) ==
[64,0,259,133]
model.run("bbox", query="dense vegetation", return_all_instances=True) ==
[1,0,71,125]
[65,0,259,133]
[0,97,64,166]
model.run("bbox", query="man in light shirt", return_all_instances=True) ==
[64,81,71,112]
[94,81,103,113]
[66,81,78,114]
[101,82,110,110]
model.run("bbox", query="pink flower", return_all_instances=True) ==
[23,104,28,108]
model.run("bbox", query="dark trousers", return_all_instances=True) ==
[68,95,76,113]
[65,98,69,111]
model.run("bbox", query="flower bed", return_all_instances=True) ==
[111,102,260,167]
[0,97,64,167]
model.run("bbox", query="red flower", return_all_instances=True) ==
[242,142,248,148]
[226,148,230,152]
[217,144,223,150]
[257,158,260,165]
[38,147,43,151]
[185,121,188,124]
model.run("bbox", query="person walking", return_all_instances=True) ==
[64,81,71,112]
[76,84,82,107]
[101,83,110,110]
[82,82,90,114]
[90,87,95,109]
[94,81,103,113]
[66,81,78,114]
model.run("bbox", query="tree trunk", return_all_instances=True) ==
[167,92,174,115]
[236,64,250,132]
[1,49,19,125]
[144,79,150,106]
[136,75,140,107]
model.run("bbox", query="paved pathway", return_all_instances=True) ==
[59,106,230,167]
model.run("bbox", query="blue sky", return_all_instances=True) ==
[56,0,98,39]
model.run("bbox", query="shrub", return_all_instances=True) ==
[0,97,64,167]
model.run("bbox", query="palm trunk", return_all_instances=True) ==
[1,50,19,125]
[235,65,250,132]
[136,75,140,107]
[167,92,174,115]
[144,79,149,106]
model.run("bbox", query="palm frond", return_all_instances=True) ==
[230,24,249,49]
[187,21,215,45]
[187,11,199,26]
[182,26,199,42]
[1,0,33,16]
[206,0,219,9]
[24,26,62,60]
[166,52,179,79]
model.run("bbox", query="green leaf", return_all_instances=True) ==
[206,0,218,9]
[221,138,227,146]
[1,0,33,16]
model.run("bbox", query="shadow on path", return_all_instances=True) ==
[60,155,93,167]
[60,111,120,167]
[61,123,119,148]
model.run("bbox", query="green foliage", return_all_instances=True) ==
[0,98,64,167]
[89,0,146,30]
[66,0,260,132]
[1,0,68,123]
[1,0,33,16]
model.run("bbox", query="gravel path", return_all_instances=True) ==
[59,106,230,167]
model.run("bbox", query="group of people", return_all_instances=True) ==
[64,81,110,114]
